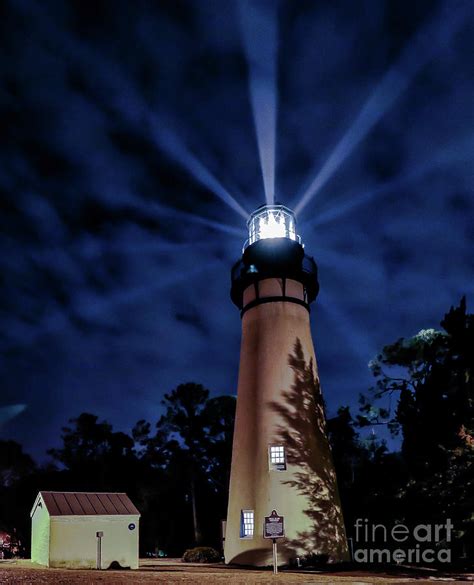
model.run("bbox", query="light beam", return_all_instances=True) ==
[302,133,474,228]
[316,247,383,285]
[0,404,27,428]
[11,1,250,221]
[293,0,472,215]
[149,117,249,219]
[239,0,278,205]
[1,262,223,351]
[318,298,377,363]
[148,202,246,238]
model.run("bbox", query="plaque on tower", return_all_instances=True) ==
[263,510,285,539]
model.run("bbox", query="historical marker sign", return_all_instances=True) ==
[264,510,285,539]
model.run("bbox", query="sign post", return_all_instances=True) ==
[96,531,103,570]
[272,538,278,574]
[264,510,284,575]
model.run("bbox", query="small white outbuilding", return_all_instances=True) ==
[30,491,140,569]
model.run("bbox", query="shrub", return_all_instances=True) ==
[182,547,221,563]
[298,553,329,567]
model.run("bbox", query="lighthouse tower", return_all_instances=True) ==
[224,204,349,566]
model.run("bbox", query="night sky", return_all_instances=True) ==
[1,0,473,460]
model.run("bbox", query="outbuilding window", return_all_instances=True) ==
[240,510,254,538]
[269,445,287,471]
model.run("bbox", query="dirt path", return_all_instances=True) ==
[0,560,472,584]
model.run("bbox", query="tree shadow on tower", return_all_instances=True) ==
[268,338,349,562]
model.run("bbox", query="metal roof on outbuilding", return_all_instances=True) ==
[36,491,140,516]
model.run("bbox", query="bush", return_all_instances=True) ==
[298,553,329,567]
[182,547,221,563]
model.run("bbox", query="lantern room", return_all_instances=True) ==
[244,204,301,251]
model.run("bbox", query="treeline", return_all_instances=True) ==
[0,383,234,556]
[329,298,473,562]
[0,298,472,561]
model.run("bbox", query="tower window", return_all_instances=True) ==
[269,445,287,471]
[240,510,254,538]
